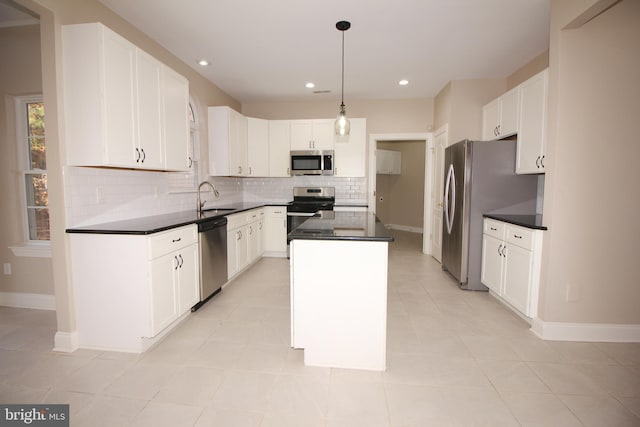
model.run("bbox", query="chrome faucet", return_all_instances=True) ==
[197,181,220,212]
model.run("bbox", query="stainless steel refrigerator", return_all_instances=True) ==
[441,139,539,290]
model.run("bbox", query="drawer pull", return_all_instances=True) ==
[490,227,497,231]
[172,238,181,243]
[513,234,523,239]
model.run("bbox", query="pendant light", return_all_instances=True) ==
[335,20,351,137]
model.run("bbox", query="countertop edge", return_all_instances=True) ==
[66,203,290,235]
[483,213,548,230]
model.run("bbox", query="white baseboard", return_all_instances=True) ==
[531,318,640,343]
[54,330,79,352]
[0,291,56,310]
[387,224,423,234]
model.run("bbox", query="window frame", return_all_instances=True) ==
[10,94,51,258]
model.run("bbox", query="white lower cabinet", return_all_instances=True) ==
[264,206,288,256]
[70,224,198,352]
[227,208,266,280]
[247,209,265,261]
[481,218,543,318]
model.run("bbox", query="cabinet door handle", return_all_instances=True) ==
[178,254,183,268]
[172,238,181,243]
[286,167,290,175]
[174,255,179,270]
[140,148,146,163]
[249,226,253,235]
[249,167,252,175]
[502,245,507,257]
[237,230,242,240]
[259,222,263,230]
[188,157,193,168]
[497,124,501,135]
[541,155,545,168]
[135,148,141,163]
[536,156,541,168]
[497,244,502,256]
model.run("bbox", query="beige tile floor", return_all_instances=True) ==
[1,230,640,426]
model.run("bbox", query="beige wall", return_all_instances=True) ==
[433,79,506,144]
[14,0,239,337]
[539,0,640,324]
[375,141,425,229]
[0,24,55,296]
[507,50,550,90]
[242,98,434,135]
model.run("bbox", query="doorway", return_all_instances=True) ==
[367,133,432,254]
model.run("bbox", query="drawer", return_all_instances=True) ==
[505,225,534,250]
[226,212,249,229]
[148,225,197,259]
[265,206,286,218]
[247,208,262,222]
[483,219,505,239]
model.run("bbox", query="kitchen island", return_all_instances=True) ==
[288,211,394,371]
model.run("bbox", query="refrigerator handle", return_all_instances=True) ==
[444,163,455,235]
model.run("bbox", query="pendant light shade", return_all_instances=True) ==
[335,20,351,137]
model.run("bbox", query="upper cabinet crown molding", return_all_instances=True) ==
[62,23,190,172]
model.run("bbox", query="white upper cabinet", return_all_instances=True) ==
[516,69,548,174]
[209,106,248,176]
[135,50,163,169]
[209,111,365,178]
[334,118,366,177]
[482,86,519,140]
[290,119,335,150]
[62,23,190,171]
[482,68,548,174]
[161,65,190,171]
[268,120,291,177]
[376,149,401,175]
[247,117,270,177]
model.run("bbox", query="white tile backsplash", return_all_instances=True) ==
[64,167,367,227]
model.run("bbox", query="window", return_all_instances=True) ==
[11,96,50,257]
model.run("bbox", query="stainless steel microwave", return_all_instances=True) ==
[290,150,334,176]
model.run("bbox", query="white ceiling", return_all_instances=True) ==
[3,0,551,104]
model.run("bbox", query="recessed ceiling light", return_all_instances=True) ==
[399,79,409,86]
[305,82,315,89]
[197,59,210,66]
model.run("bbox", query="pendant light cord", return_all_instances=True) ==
[341,29,345,107]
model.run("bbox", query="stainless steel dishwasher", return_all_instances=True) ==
[193,217,228,311]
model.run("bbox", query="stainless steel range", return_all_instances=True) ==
[287,187,336,234]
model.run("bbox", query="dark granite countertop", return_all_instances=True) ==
[288,211,394,242]
[483,213,547,230]
[65,202,289,235]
